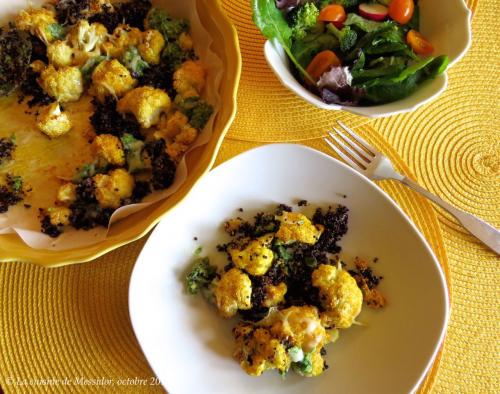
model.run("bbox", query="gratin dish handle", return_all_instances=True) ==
[401,177,500,255]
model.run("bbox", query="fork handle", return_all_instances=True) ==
[400,177,500,255]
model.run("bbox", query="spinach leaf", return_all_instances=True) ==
[356,55,449,104]
[344,13,384,32]
[291,33,339,68]
[252,0,314,83]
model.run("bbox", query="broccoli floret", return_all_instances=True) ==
[121,46,149,78]
[120,133,146,173]
[146,8,189,42]
[327,24,357,52]
[46,23,67,41]
[0,25,32,96]
[291,351,313,376]
[175,96,213,130]
[162,41,194,73]
[186,257,218,295]
[291,3,320,41]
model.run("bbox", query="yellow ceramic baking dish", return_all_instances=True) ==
[0,0,242,266]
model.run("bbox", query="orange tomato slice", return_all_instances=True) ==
[318,4,346,24]
[388,0,414,25]
[407,29,434,55]
[306,50,341,82]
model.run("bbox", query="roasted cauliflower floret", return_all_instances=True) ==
[48,207,71,226]
[117,86,171,128]
[178,32,194,51]
[312,264,363,329]
[263,282,287,308]
[36,103,72,138]
[47,40,73,67]
[155,111,190,139]
[39,65,84,103]
[57,183,77,204]
[93,168,134,209]
[275,212,323,245]
[93,134,125,166]
[91,59,137,102]
[102,24,142,58]
[229,234,275,276]
[213,268,252,318]
[30,60,47,74]
[233,324,291,376]
[173,60,206,98]
[270,306,329,353]
[16,7,58,44]
[138,29,165,65]
[67,20,108,52]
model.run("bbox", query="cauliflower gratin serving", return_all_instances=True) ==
[186,202,386,378]
[0,0,213,237]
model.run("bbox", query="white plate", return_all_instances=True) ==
[129,144,449,394]
[264,0,472,117]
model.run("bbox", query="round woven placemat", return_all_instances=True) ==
[1,0,499,393]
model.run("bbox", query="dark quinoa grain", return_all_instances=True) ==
[19,68,54,108]
[40,215,62,238]
[145,140,176,190]
[139,63,175,96]
[0,185,22,213]
[119,0,152,30]
[0,138,14,165]
[88,4,122,32]
[90,97,142,140]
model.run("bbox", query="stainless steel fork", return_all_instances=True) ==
[324,121,500,255]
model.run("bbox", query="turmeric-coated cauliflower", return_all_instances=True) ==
[93,134,125,167]
[233,324,291,376]
[16,7,58,44]
[39,65,84,103]
[93,168,134,209]
[101,24,142,59]
[67,20,108,53]
[213,268,252,318]
[178,33,194,51]
[56,183,77,204]
[138,29,165,65]
[229,234,275,276]
[263,282,287,308]
[91,59,137,102]
[117,86,170,128]
[36,103,72,138]
[311,264,363,329]
[47,40,73,68]
[48,207,71,226]
[173,60,206,98]
[269,306,329,353]
[275,211,323,245]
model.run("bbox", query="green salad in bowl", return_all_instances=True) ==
[252,0,449,106]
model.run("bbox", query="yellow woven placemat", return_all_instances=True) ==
[1,0,499,393]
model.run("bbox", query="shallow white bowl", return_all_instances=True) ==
[264,0,472,117]
[129,144,449,394]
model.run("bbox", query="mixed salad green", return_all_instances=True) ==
[252,0,449,106]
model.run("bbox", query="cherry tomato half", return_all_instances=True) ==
[306,50,341,82]
[388,0,414,25]
[407,29,434,55]
[318,4,346,26]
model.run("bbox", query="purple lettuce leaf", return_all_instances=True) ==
[317,66,365,106]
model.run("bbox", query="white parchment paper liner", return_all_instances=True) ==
[0,0,223,250]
